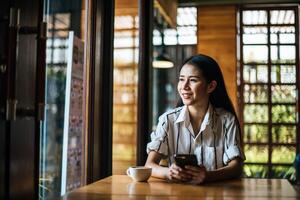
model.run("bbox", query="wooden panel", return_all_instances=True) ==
[115,0,138,16]
[197,5,238,111]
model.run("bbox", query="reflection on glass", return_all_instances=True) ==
[114,87,136,104]
[113,5,138,175]
[244,125,268,143]
[243,45,268,63]
[177,26,197,45]
[244,164,268,178]
[115,15,136,29]
[271,65,296,83]
[164,29,177,45]
[243,65,268,83]
[271,45,295,63]
[243,27,267,44]
[41,0,87,198]
[245,145,268,163]
[114,31,135,48]
[270,26,295,44]
[244,105,268,123]
[153,29,162,45]
[114,68,138,85]
[243,10,267,25]
[244,84,268,103]
[272,105,296,123]
[272,125,296,143]
[271,146,295,163]
[270,10,295,24]
[113,143,135,161]
[271,85,296,103]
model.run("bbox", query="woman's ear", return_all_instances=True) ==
[207,80,217,94]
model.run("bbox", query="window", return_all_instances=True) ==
[239,7,299,178]
[113,14,139,174]
[153,7,197,46]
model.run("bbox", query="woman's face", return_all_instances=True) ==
[177,64,211,107]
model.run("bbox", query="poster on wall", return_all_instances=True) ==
[61,31,85,195]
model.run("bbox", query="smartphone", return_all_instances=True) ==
[174,154,198,168]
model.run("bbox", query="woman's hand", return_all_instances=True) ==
[184,165,207,185]
[168,163,192,182]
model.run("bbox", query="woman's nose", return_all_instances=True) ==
[183,80,189,89]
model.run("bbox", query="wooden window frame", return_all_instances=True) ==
[239,5,300,178]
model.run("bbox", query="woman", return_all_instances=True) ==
[145,54,245,184]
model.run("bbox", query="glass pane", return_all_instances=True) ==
[115,15,135,29]
[41,0,88,198]
[243,27,267,44]
[113,86,136,104]
[153,29,162,46]
[114,68,137,85]
[272,125,296,143]
[244,164,268,178]
[271,146,296,163]
[164,29,177,45]
[177,7,197,26]
[272,105,296,123]
[114,49,135,65]
[178,26,197,45]
[244,145,268,163]
[271,166,293,179]
[271,45,295,63]
[114,31,136,48]
[243,10,267,25]
[113,2,139,176]
[243,65,268,83]
[271,65,296,83]
[244,105,268,123]
[270,10,295,24]
[244,125,268,143]
[270,26,295,44]
[271,85,296,103]
[243,45,268,63]
[244,84,268,103]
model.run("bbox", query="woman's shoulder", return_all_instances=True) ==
[214,107,236,123]
[158,106,184,122]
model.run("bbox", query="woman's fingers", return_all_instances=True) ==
[184,165,207,184]
[169,164,192,181]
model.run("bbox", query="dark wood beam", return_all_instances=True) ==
[137,0,153,166]
[179,0,300,7]
[87,0,114,182]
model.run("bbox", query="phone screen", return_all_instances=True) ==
[174,154,198,168]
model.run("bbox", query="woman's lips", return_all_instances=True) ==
[182,93,192,99]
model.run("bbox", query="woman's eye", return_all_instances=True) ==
[190,79,197,82]
[179,78,185,81]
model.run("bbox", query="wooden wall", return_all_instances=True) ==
[197,5,238,111]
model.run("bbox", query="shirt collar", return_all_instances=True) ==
[175,103,214,131]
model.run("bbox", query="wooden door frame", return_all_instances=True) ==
[137,0,153,166]
[87,0,115,183]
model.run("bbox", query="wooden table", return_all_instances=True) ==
[61,175,299,199]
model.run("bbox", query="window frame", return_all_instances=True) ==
[238,5,300,178]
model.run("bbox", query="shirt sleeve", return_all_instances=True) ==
[223,114,246,165]
[146,114,169,158]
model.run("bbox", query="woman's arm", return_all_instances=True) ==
[185,157,243,184]
[145,151,169,179]
[145,151,195,181]
[205,157,243,182]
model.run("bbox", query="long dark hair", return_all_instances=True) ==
[177,54,238,120]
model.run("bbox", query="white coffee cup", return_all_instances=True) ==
[126,166,152,182]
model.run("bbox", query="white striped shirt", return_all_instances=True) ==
[147,104,245,171]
